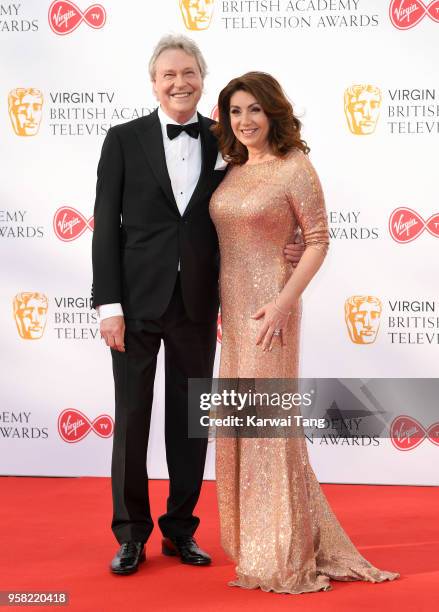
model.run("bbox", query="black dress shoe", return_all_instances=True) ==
[162,536,211,566]
[110,541,145,575]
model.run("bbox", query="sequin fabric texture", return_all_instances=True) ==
[209,150,399,594]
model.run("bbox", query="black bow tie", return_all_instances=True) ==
[166,122,200,140]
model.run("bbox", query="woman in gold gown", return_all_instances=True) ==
[209,72,399,594]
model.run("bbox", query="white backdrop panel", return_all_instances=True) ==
[1,0,438,483]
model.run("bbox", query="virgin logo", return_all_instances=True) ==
[389,0,439,30]
[210,105,219,122]
[389,207,439,243]
[390,415,439,450]
[53,206,94,241]
[217,312,222,343]
[58,409,114,443]
[48,1,106,35]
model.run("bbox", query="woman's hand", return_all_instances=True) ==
[251,301,290,351]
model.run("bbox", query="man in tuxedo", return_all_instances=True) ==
[92,34,303,575]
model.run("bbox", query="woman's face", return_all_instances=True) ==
[229,89,270,151]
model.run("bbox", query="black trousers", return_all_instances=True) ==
[110,276,217,544]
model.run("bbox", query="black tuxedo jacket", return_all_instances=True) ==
[91,109,225,322]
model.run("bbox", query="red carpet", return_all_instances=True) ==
[1,478,437,611]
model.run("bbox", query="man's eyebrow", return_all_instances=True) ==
[160,66,196,72]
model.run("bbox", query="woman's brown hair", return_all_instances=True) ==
[211,71,309,165]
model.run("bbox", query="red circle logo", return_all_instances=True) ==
[48,1,106,35]
[217,312,222,344]
[390,415,439,451]
[58,409,114,443]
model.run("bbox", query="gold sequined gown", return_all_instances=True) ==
[209,150,399,594]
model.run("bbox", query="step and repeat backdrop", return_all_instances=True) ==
[1,0,438,484]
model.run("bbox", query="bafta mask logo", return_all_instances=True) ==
[179,0,214,30]
[8,88,43,136]
[13,292,48,340]
[344,85,382,135]
[345,296,382,345]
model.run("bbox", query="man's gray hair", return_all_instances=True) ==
[149,34,208,81]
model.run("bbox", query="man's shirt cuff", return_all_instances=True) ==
[96,303,124,320]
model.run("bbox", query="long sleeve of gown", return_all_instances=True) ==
[286,152,330,255]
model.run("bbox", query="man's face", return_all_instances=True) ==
[153,49,202,123]
[346,300,381,344]
[10,92,43,136]
[345,89,381,135]
[180,0,214,30]
[14,295,48,339]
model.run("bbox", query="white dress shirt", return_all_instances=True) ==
[97,107,202,321]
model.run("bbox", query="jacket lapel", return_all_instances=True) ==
[134,109,180,217]
[183,112,218,218]
[134,110,218,218]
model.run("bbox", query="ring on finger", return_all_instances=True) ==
[273,329,282,336]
